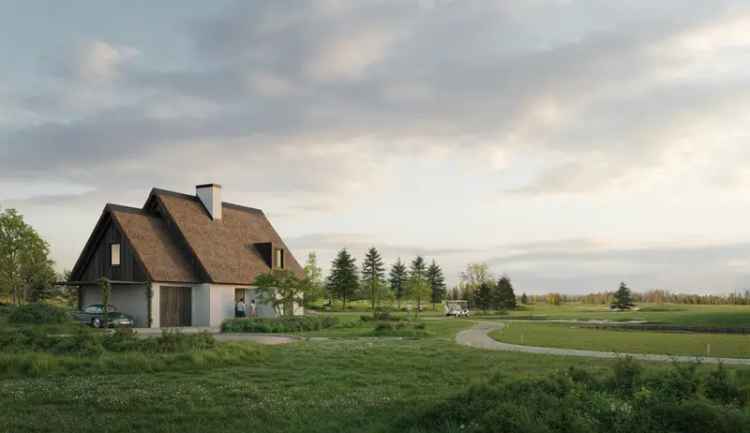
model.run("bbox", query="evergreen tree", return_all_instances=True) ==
[361,247,386,314]
[495,275,517,310]
[389,258,408,309]
[611,282,635,310]
[475,281,494,313]
[408,256,430,316]
[427,260,447,310]
[326,249,359,310]
[459,262,493,309]
[520,292,529,305]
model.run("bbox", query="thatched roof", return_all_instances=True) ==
[110,206,200,283]
[151,189,302,284]
[72,188,302,285]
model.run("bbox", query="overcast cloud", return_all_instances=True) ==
[2,1,750,293]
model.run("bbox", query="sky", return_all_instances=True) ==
[2,1,750,295]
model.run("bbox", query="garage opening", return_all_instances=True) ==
[160,286,192,327]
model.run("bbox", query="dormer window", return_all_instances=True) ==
[111,243,121,266]
[275,248,285,269]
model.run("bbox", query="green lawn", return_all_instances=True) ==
[3,306,750,433]
[0,318,625,433]
[490,322,750,358]
[501,302,750,327]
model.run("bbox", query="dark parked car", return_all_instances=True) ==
[75,304,134,328]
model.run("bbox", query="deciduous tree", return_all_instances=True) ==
[0,208,56,304]
[546,292,562,306]
[459,263,493,309]
[302,252,324,307]
[254,269,307,316]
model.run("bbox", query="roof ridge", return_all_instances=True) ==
[223,202,263,214]
[105,203,148,214]
[150,188,264,214]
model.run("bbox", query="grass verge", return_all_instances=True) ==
[489,322,750,358]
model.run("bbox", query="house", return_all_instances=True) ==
[69,184,303,328]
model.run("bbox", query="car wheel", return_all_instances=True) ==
[92,318,102,328]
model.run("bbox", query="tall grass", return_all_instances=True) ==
[0,343,266,378]
[404,358,750,433]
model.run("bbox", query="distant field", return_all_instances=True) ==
[501,302,750,328]
[489,322,750,358]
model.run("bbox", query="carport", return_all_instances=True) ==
[65,280,150,328]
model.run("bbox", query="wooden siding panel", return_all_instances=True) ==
[80,221,146,282]
[159,286,191,327]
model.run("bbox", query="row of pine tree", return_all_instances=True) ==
[313,248,447,311]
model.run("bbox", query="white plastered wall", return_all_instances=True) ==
[148,282,303,328]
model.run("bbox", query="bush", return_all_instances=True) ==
[610,356,642,395]
[221,316,339,333]
[372,321,428,337]
[404,361,750,433]
[704,363,747,406]
[7,303,70,324]
[360,311,408,322]
[0,325,216,356]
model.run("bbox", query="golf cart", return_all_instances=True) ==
[444,300,470,317]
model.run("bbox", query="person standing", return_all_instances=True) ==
[249,299,257,317]
[236,298,247,318]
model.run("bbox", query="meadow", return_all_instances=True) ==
[1,302,750,432]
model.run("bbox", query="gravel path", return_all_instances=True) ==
[455,322,750,366]
[133,328,301,345]
[214,334,301,345]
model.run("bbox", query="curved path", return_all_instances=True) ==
[214,334,301,345]
[455,322,750,366]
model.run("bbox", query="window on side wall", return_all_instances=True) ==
[275,248,285,269]
[111,243,121,266]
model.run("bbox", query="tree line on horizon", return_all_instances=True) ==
[524,286,750,306]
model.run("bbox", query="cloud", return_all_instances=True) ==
[286,232,476,256]
[484,239,750,293]
[4,1,750,199]
[5,1,750,288]
[306,27,397,81]
[77,40,139,81]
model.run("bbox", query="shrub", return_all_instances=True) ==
[153,330,216,353]
[50,328,104,356]
[704,363,747,406]
[0,325,216,356]
[7,303,69,324]
[404,362,750,433]
[647,362,701,402]
[221,316,339,333]
[372,321,428,337]
[610,356,642,396]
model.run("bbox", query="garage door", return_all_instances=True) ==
[160,286,192,327]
